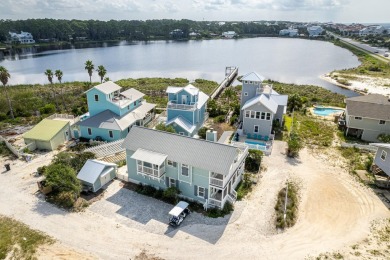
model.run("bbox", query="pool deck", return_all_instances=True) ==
[231,134,273,155]
[309,106,345,121]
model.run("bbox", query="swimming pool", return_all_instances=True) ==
[245,140,268,151]
[245,140,267,146]
[313,107,344,116]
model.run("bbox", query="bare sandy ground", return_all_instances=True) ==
[0,141,389,259]
[321,73,390,96]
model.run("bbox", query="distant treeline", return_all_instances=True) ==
[0,19,286,42]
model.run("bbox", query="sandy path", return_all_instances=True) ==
[0,141,388,259]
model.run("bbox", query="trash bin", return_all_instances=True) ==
[4,163,10,171]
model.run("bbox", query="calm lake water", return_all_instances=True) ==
[0,38,360,96]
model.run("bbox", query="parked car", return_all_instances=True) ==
[168,201,191,227]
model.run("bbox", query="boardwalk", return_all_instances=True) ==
[210,66,238,100]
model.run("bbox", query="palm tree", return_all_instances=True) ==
[96,65,107,83]
[104,77,110,83]
[55,70,67,111]
[45,69,59,111]
[0,66,14,119]
[223,88,235,106]
[55,69,63,84]
[85,60,94,83]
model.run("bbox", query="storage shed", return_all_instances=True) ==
[23,119,71,151]
[77,159,117,192]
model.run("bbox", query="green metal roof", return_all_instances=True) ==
[23,119,69,141]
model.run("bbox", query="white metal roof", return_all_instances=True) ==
[92,81,122,94]
[77,159,117,184]
[197,91,209,109]
[121,88,145,101]
[131,148,167,166]
[184,84,199,95]
[122,126,239,175]
[369,143,390,149]
[78,102,156,131]
[166,116,196,134]
[241,94,278,113]
[169,201,189,217]
[241,72,265,82]
[166,86,182,94]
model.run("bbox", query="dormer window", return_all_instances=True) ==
[94,94,99,101]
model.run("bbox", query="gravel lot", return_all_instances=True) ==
[0,141,389,259]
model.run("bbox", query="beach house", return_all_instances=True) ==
[77,82,155,141]
[343,94,390,142]
[238,72,288,140]
[165,84,209,136]
[122,126,248,209]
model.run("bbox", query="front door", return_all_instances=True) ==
[182,95,187,104]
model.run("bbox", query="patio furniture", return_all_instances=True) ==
[264,136,269,141]
[258,135,263,140]
[247,133,251,139]
[253,134,258,139]
[234,132,239,141]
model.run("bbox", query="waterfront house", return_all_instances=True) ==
[222,31,237,38]
[343,94,390,142]
[8,31,35,44]
[77,159,117,192]
[23,118,71,151]
[122,126,248,209]
[166,84,209,136]
[370,143,390,179]
[307,26,324,37]
[238,72,288,139]
[77,81,155,141]
[279,28,298,37]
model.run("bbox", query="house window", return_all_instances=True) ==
[181,164,189,176]
[354,117,362,120]
[266,113,271,120]
[379,120,386,125]
[128,127,130,133]
[249,81,252,84]
[381,150,387,161]
[134,101,137,106]
[256,112,260,119]
[261,112,266,120]
[94,94,99,101]
[169,178,176,188]
[254,125,259,133]
[244,81,247,84]
[127,105,130,110]
[244,92,248,96]
[87,128,92,135]
[109,130,113,138]
[245,111,250,118]
[179,132,185,136]
[198,186,205,198]
[250,111,255,119]
[168,160,177,167]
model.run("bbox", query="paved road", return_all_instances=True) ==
[328,32,390,62]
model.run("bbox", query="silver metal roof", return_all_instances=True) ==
[77,159,117,184]
[166,116,196,134]
[346,94,390,120]
[242,94,278,113]
[122,126,239,175]
[241,72,265,82]
[78,102,156,131]
[92,81,122,94]
[121,88,145,101]
[131,148,167,166]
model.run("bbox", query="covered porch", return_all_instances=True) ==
[131,148,167,180]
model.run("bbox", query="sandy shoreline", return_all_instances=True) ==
[320,74,390,96]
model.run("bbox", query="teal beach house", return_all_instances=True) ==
[165,84,209,136]
[122,126,248,209]
[77,81,155,141]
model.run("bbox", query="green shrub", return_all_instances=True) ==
[287,131,303,157]
[214,115,225,123]
[230,114,238,125]
[245,149,263,172]
[0,112,7,121]
[52,191,76,208]
[207,202,234,218]
[162,187,180,204]
[36,166,47,175]
[197,127,208,139]
[155,123,176,133]
[39,104,56,114]
[378,133,390,143]
[236,175,252,200]
[275,182,299,229]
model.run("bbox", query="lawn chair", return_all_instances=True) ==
[264,136,269,141]
[247,133,251,139]
[253,133,258,139]
[258,135,263,140]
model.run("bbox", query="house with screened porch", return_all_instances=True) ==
[122,126,248,209]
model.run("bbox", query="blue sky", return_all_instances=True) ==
[0,0,388,23]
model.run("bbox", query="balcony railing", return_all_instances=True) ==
[137,165,165,179]
[167,101,197,111]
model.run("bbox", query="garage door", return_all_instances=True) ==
[100,169,113,187]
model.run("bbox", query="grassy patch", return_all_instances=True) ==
[284,115,293,133]
[339,147,374,173]
[0,215,53,259]
[294,113,335,147]
[0,141,14,157]
[275,182,299,229]
[236,174,253,200]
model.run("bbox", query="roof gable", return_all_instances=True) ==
[88,81,122,95]
[241,72,265,82]
[77,159,117,184]
[122,127,239,174]
[242,94,278,113]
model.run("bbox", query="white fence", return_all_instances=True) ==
[0,135,21,157]
[84,139,125,158]
[47,113,80,125]
[341,142,378,152]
